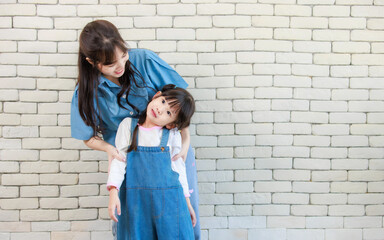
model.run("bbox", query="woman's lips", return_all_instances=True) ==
[115,69,124,75]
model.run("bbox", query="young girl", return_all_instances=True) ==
[70,20,200,239]
[107,84,196,239]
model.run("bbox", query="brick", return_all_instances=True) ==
[21,114,57,126]
[198,170,233,182]
[0,29,36,41]
[4,102,36,114]
[292,64,329,77]
[349,171,384,181]
[256,135,293,146]
[200,217,227,229]
[196,124,234,135]
[234,193,271,204]
[235,170,272,181]
[40,54,77,66]
[311,101,348,112]
[0,150,38,161]
[249,229,286,240]
[293,136,331,147]
[0,186,19,198]
[311,194,347,205]
[178,41,215,52]
[274,170,310,181]
[228,216,266,228]
[368,18,384,30]
[0,198,38,210]
[332,136,368,147]
[60,209,98,221]
[14,17,53,29]
[294,159,330,170]
[0,114,20,125]
[291,112,328,123]
[312,124,349,136]
[313,30,350,41]
[200,194,233,205]
[71,220,110,231]
[78,5,116,16]
[60,185,99,197]
[196,28,234,40]
[197,3,234,15]
[366,205,384,216]
[0,41,17,52]
[274,146,310,158]
[37,5,76,16]
[11,233,50,240]
[287,230,325,240]
[291,17,328,29]
[20,186,59,197]
[252,16,289,27]
[18,66,56,78]
[216,182,253,193]
[253,205,290,216]
[329,18,366,29]
[364,229,384,239]
[313,6,350,16]
[253,63,291,75]
[40,198,78,209]
[0,4,35,16]
[312,171,348,181]
[31,221,70,232]
[275,4,311,16]
[0,53,38,65]
[218,135,255,147]
[332,159,368,170]
[0,222,30,232]
[333,42,370,53]
[274,76,311,88]
[274,123,311,134]
[331,182,367,193]
[215,64,253,76]
[21,210,58,221]
[254,181,291,192]
[352,6,384,17]
[0,210,19,222]
[217,159,253,170]
[40,126,70,137]
[314,54,351,65]
[236,123,273,134]
[40,174,78,185]
[20,162,59,173]
[235,146,272,158]
[157,4,195,16]
[37,79,75,90]
[274,29,311,40]
[291,206,328,216]
[255,158,292,169]
[267,216,306,228]
[306,217,343,228]
[209,229,247,240]
[329,205,365,216]
[2,174,38,186]
[349,148,384,158]
[54,17,93,30]
[40,150,78,161]
[293,182,330,193]
[51,232,90,240]
[352,30,384,42]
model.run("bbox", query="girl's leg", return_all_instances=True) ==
[186,146,201,240]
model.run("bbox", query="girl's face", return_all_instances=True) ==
[145,93,178,128]
[97,47,128,82]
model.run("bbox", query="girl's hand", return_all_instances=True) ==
[108,188,121,222]
[185,197,196,227]
[187,202,197,227]
[106,145,126,173]
[171,145,188,162]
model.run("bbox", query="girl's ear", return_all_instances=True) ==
[152,91,162,99]
[85,57,94,66]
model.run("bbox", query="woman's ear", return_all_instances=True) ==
[85,57,94,66]
[152,91,162,99]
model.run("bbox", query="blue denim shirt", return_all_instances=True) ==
[70,48,188,146]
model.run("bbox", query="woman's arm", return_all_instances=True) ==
[84,136,125,173]
[171,126,190,162]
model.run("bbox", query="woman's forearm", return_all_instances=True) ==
[84,136,114,153]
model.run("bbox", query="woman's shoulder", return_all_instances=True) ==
[128,48,157,61]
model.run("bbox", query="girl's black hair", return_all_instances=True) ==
[128,84,195,152]
[77,20,145,136]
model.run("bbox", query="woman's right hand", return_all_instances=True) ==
[106,145,126,173]
[108,188,121,222]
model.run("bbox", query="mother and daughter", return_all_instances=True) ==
[71,20,200,239]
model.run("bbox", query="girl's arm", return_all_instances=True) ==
[171,126,190,162]
[185,197,197,227]
[83,136,125,173]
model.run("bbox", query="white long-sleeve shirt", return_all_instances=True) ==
[107,117,190,197]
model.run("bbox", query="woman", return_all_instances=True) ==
[70,20,200,239]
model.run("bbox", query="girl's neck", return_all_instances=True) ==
[140,119,162,129]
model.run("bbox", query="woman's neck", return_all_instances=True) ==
[103,75,120,86]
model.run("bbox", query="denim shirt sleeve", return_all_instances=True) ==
[70,88,94,141]
[144,50,188,92]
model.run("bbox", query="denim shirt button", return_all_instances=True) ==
[130,111,133,115]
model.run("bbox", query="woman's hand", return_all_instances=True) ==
[108,188,121,222]
[106,145,125,173]
[186,197,197,227]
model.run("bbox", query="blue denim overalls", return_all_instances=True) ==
[117,119,194,240]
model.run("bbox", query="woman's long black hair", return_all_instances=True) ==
[128,84,195,152]
[77,20,144,136]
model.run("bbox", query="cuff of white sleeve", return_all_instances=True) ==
[107,183,119,191]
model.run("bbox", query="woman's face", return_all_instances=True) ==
[98,47,129,82]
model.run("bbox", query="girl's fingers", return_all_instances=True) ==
[171,154,180,161]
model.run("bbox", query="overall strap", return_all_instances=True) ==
[159,128,170,147]
[130,118,139,142]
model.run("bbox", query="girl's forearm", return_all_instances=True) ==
[180,127,190,150]
[84,136,114,152]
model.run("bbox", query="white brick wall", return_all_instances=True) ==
[0,1,383,240]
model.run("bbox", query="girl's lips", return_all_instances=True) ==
[151,109,156,118]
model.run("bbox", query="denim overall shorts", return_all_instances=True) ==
[116,119,194,240]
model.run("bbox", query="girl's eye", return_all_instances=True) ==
[167,111,171,116]
[162,99,165,104]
